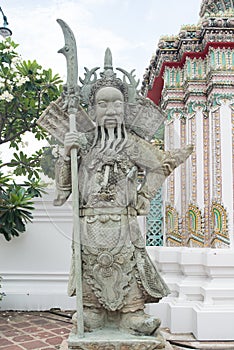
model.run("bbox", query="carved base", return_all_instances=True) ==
[67,329,166,350]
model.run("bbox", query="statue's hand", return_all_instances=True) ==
[64,131,87,157]
[136,193,151,216]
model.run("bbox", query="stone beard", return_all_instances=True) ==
[91,86,128,154]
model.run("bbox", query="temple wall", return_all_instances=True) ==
[0,190,75,311]
[162,60,233,249]
[220,102,234,247]
[146,246,234,340]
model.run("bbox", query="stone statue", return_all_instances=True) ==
[38,19,193,349]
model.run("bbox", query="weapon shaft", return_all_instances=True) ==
[70,114,84,338]
[57,18,84,338]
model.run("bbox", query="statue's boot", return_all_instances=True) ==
[71,307,106,333]
[119,310,161,336]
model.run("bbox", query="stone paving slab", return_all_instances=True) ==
[1,312,234,350]
[0,311,72,350]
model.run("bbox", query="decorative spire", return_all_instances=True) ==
[200,0,234,17]
[104,48,113,70]
[100,47,116,80]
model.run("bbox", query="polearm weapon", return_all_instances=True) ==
[57,19,84,338]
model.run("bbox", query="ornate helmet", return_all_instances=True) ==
[79,48,139,106]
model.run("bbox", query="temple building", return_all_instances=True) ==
[143,0,234,250]
[142,0,234,340]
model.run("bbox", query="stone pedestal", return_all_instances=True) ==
[67,329,166,350]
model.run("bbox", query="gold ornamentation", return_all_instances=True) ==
[186,203,204,247]
[210,201,230,248]
[165,205,181,246]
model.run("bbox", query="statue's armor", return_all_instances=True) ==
[38,26,193,339]
[54,131,193,312]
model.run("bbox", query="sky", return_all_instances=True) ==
[0,0,203,82]
[0,0,203,179]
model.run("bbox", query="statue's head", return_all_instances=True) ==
[95,86,124,128]
[79,48,139,119]
[82,50,131,152]
[90,85,127,152]
[77,48,164,148]
[81,48,130,131]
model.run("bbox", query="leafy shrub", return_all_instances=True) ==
[0,38,62,240]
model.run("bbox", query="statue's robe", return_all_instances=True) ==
[54,131,192,312]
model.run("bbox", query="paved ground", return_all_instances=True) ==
[0,311,234,350]
[0,310,72,350]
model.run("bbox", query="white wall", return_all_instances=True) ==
[146,246,234,340]
[0,190,75,311]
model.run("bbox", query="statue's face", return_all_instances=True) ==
[95,87,124,127]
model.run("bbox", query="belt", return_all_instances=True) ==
[79,207,137,217]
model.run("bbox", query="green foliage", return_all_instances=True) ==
[0,172,47,241]
[40,138,61,180]
[40,146,56,180]
[23,178,47,198]
[0,184,33,240]
[0,38,63,241]
[0,38,62,152]
[7,149,44,179]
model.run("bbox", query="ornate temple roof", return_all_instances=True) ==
[140,0,234,102]
[200,0,234,17]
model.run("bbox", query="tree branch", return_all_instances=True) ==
[0,157,40,169]
[0,120,38,144]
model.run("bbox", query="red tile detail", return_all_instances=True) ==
[42,323,61,330]
[35,331,54,339]
[0,318,8,324]
[3,346,24,350]
[1,330,24,337]
[13,322,31,329]
[0,338,14,346]
[52,327,70,335]
[31,319,49,326]
[20,340,48,350]
[0,311,72,350]
[0,324,10,331]
[45,336,64,345]
[21,326,42,333]
[12,335,34,342]
[55,321,70,326]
